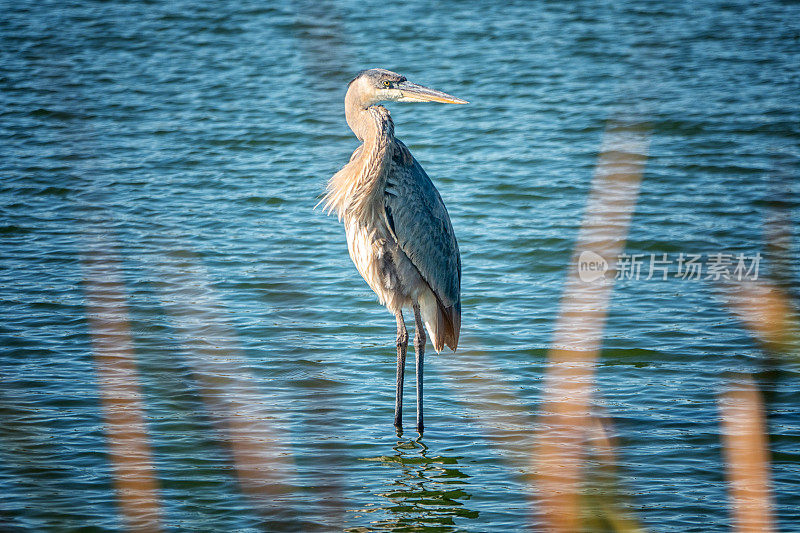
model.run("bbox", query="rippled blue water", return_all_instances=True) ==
[2,0,799,531]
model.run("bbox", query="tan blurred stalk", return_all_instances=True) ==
[534,121,648,532]
[719,171,798,533]
[719,376,775,533]
[722,281,795,533]
[149,251,298,523]
[727,281,798,356]
[82,237,162,532]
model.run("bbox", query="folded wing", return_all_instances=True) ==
[384,141,461,351]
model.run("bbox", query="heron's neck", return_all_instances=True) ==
[345,102,394,147]
[328,96,394,222]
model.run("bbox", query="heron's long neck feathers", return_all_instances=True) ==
[322,105,394,222]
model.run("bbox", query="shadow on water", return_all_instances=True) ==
[350,439,478,532]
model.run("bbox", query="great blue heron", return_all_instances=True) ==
[321,68,466,434]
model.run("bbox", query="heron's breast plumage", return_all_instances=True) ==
[344,217,420,313]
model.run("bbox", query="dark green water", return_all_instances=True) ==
[1,0,799,531]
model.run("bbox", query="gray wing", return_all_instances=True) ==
[384,140,461,347]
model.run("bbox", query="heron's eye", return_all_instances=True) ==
[382,80,393,88]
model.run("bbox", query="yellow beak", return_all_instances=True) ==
[397,81,468,104]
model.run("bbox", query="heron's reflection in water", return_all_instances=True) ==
[353,439,478,531]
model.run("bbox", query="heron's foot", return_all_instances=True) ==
[394,424,403,437]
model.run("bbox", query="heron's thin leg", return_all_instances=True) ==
[413,304,425,434]
[394,311,408,432]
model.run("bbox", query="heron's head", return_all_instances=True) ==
[347,68,468,108]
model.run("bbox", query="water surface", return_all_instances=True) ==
[1,0,799,531]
